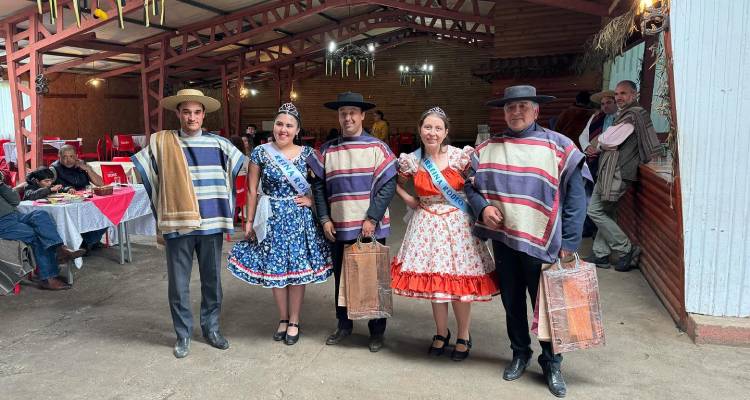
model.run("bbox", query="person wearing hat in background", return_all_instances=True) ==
[308,92,397,352]
[583,80,660,271]
[578,89,617,237]
[553,91,596,143]
[464,85,590,397]
[131,88,245,359]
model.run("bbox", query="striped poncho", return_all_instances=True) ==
[470,127,589,262]
[308,134,397,241]
[132,131,245,239]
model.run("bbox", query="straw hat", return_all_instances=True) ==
[590,90,616,104]
[160,88,221,113]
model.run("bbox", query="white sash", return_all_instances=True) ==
[413,149,472,215]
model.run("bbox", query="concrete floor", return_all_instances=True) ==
[2,199,749,400]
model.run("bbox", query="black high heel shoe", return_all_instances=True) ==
[428,329,451,356]
[451,335,472,361]
[273,320,289,341]
[284,322,300,345]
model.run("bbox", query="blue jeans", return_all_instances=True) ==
[0,210,64,280]
[82,228,107,247]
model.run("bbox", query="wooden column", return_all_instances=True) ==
[639,34,659,112]
[3,12,43,178]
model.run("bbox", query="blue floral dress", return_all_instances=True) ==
[227,145,332,288]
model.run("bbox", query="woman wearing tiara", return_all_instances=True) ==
[391,107,498,361]
[227,103,332,345]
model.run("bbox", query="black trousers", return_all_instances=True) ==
[331,238,387,336]
[492,241,562,367]
[165,233,224,339]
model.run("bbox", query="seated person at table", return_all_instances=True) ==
[0,171,85,290]
[23,167,65,201]
[50,145,107,252]
[50,144,104,191]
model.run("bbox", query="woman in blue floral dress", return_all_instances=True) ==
[227,103,332,345]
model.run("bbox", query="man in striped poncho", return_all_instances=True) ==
[465,85,590,398]
[309,92,397,353]
[132,89,245,359]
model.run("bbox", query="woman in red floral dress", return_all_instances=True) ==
[391,107,498,361]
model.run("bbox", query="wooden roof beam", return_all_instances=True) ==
[3,0,144,61]
[521,0,611,17]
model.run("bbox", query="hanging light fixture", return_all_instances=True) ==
[86,61,105,88]
[324,4,375,79]
[638,0,669,35]
[325,41,376,79]
[399,63,434,88]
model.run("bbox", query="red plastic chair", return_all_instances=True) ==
[96,137,113,161]
[225,175,248,241]
[0,139,10,157]
[112,157,132,162]
[113,134,136,156]
[398,132,415,153]
[100,164,128,185]
[389,136,399,155]
[68,140,98,161]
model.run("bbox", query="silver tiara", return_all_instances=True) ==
[427,106,447,118]
[278,102,300,119]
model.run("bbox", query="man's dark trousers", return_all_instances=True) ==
[165,233,224,339]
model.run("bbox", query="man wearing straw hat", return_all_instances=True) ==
[132,89,245,358]
[465,85,590,397]
[308,92,397,352]
[578,89,617,237]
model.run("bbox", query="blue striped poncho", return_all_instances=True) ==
[132,130,245,239]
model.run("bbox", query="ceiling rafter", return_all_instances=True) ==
[521,0,611,17]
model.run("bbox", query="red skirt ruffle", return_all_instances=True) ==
[391,259,500,302]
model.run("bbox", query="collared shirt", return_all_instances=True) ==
[597,122,635,149]
[579,113,616,150]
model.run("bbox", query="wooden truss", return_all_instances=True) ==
[0,0,499,177]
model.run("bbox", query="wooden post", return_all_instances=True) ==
[3,12,43,178]
[639,34,659,113]
[221,64,230,136]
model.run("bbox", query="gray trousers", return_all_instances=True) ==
[165,233,224,339]
[587,187,632,258]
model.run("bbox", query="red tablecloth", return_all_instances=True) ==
[88,186,136,225]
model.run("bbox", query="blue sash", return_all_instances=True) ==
[261,143,310,195]
[413,149,472,215]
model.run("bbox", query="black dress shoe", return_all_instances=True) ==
[368,335,384,352]
[428,329,451,356]
[203,331,230,350]
[614,246,641,272]
[629,245,642,268]
[325,328,352,345]
[583,254,610,269]
[450,335,472,362]
[273,320,289,341]
[173,338,190,359]
[542,364,567,398]
[502,356,530,381]
[284,322,300,345]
